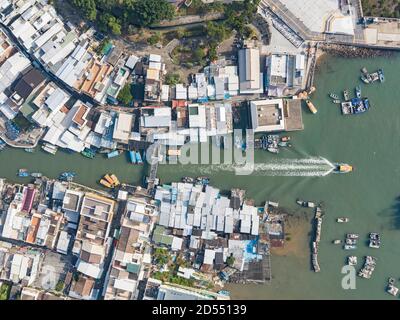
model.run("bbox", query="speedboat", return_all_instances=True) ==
[333,163,353,173]
[346,238,357,245]
[329,93,339,99]
[361,75,370,84]
[337,217,349,223]
[17,169,30,177]
[31,172,43,178]
[332,99,341,104]
[344,244,357,250]
[333,239,342,244]
[343,90,350,101]
[296,199,315,208]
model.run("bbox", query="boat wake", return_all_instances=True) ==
[194,157,336,177]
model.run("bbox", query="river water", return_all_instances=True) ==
[1,54,400,299]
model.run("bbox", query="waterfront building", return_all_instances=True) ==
[238,47,263,94]
[112,112,134,144]
[250,99,286,132]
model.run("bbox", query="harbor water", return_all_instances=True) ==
[1,54,400,299]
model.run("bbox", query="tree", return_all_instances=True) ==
[132,0,175,27]
[165,73,181,86]
[147,32,162,45]
[72,0,97,21]
[226,256,235,267]
[117,84,133,106]
[55,281,64,292]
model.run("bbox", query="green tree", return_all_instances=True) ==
[117,84,133,106]
[226,256,235,267]
[165,73,181,86]
[55,281,64,292]
[72,0,97,21]
[147,32,162,45]
[132,0,175,27]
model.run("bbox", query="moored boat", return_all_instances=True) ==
[110,174,120,186]
[59,172,76,181]
[0,140,6,151]
[31,172,42,178]
[332,99,341,104]
[333,239,342,244]
[355,85,361,98]
[306,99,317,114]
[129,151,136,164]
[135,151,143,164]
[343,89,350,101]
[41,143,58,155]
[378,69,384,82]
[81,148,96,159]
[24,148,35,153]
[347,256,357,266]
[329,93,339,99]
[346,233,359,239]
[344,244,357,250]
[106,150,120,159]
[17,169,29,177]
[337,217,349,223]
[360,75,370,84]
[100,179,113,188]
[104,174,114,185]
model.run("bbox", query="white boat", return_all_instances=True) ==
[336,217,349,223]
[345,238,357,245]
[344,244,357,250]
[42,143,58,155]
[347,256,357,266]
[346,233,359,239]
[333,239,342,244]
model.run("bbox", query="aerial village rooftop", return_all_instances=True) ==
[0,0,398,301]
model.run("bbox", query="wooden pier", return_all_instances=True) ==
[312,206,323,272]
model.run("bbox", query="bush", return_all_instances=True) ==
[55,281,64,292]
[117,84,133,106]
[165,73,181,86]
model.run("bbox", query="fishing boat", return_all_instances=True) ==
[81,148,95,159]
[17,169,29,177]
[196,176,210,186]
[378,69,384,82]
[369,232,381,249]
[24,148,35,153]
[341,98,370,115]
[100,179,113,188]
[332,99,341,104]
[129,151,136,164]
[333,239,342,244]
[347,256,357,266]
[337,217,349,223]
[31,172,43,178]
[135,151,143,164]
[329,93,339,99]
[110,174,120,186]
[333,163,353,173]
[42,143,58,155]
[355,86,361,99]
[343,90,350,101]
[278,141,292,147]
[387,279,399,297]
[104,174,114,186]
[280,136,290,142]
[361,67,368,74]
[344,244,357,250]
[59,172,76,181]
[106,150,121,159]
[306,99,317,114]
[346,233,359,239]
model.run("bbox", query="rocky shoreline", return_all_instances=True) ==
[319,43,397,59]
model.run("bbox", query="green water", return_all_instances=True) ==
[1,54,400,299]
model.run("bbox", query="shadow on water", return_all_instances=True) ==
[390,195,400,230]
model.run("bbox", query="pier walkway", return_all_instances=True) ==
[146,144,161,193]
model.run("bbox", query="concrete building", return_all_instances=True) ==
[250,99,285,132]
[238,47,263,94]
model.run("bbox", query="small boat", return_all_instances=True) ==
[280,136,291,142]
[267,146,279,154]
[361,67,368,74]
[110,174,120,186]
[17,169,30,177]
[347,256,357,266]
[196,176,210,186]
[182,176,195,183]
[332,99,341,104]
[135,151,143,164]
[42,143,58,155]
[306,99,317,114]
[360,75,370,84]
[100,179,113,188]
[104,174,114,185]
[329,93,339,99]
[386,278,399,297]
[346,238,357,245]
[343,90,350,101]
[378,69,384,82]
[369,232,381,249]
[337,217,349,223]
[346,233,359,239]
[129,151,136,164]
[333,239,342,244]
[106,150,120,159]
[81,148,95,159]
[59,172,76,181]
[31,172,43,178]
[24,148,35,153]
[355,86,361,99]
[333,163,353,174]
[389,277,395,285]
[296,199,315,208]
[278,141,292,147]
[344,244,357,250]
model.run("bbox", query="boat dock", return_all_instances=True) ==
[312,206,323,272]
